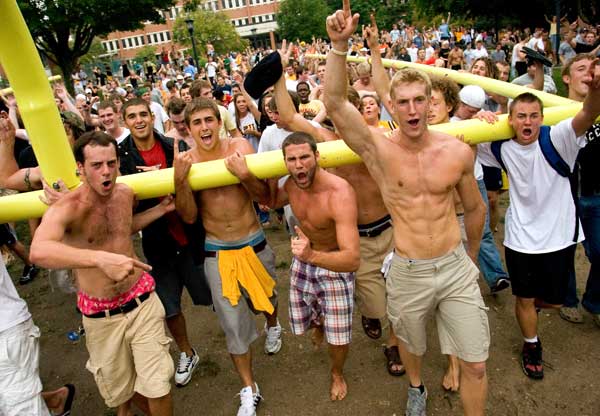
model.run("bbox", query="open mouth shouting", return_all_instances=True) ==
[101,180,112,191]
[200,132,213,145]
[407,118,420,127]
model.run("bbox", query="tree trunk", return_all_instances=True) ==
[56,56,77,97]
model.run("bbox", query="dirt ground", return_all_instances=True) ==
[5,195,600,416]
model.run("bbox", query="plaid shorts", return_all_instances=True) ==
[288,257,354,345]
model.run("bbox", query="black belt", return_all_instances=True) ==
[358,217,392,238]
[204,239,267,258]
[84,291,151,319]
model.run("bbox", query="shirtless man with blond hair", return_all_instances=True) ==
[324,2,488,415]
[174,97,281,416]
[227,131,360,401]
[30,132,175,416]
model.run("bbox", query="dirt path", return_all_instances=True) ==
[7,199,600,415]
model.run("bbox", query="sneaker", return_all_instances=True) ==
[264,322,282,355]
[174,349,200,387]
[559,306,584,324]
[237,383,262,416]
[521,340,544,380]
[490,278,510,294]
[19,264,39,285]
[405,385,427,416]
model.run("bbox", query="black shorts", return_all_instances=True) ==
[505,245,576,305]
[0,224,16,246]
[482,166,503,191]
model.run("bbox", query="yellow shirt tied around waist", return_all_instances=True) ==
[218,246,275,314]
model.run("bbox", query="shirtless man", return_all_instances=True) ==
[227,131,360,401]
[30,132,175,416]
[447,44,465,70]
[324,2,488,415]
[270,42,404,377]
[174,98,281,416]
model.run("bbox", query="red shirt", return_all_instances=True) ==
[138,141,188,246]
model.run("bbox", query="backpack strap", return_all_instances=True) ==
[538,126,572,177]
[538,125,579,241]
[490,139,509,171]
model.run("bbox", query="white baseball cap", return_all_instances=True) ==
[459,85,486,109]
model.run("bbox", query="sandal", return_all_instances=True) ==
[361,316,382,339]
[57,384,75,416]
[384,345,405,376]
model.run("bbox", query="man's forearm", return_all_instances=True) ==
[463,204,485,259]
[174,179,198,224]
[132,203,170,233]
[0,141,19,189]
[30,240,99,270]
[306,248,360,273]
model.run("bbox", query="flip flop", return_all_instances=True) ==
[384,345,405,376]
[57,384,75,416]
[361,316,382,339]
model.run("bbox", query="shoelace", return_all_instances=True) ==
[266,326,281,342]
[177,353,194,373]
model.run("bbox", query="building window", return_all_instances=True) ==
[147,35,152,44]
[121,39,127,48]
[165,31,171,41]
[153,33,159,43]
[139,36,145,45]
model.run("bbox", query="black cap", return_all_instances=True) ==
[522,46,553,67]
[244,51,283,99]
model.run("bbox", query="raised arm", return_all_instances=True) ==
[233,72,261,120]
[323,0,376,157]
[454,144,485,262]
[0,117,41,191]
[364,14,393,117]
[291,184,360,272]
[173,138,198,223]
[572,59,600,137]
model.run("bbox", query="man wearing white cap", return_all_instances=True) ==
[451,85,512,294]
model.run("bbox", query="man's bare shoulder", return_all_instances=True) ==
[229,137,255,155]
[322,169,356,197]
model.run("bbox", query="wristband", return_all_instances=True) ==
[330,48,348,56]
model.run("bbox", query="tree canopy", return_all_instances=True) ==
[172,9,248,58]
[277,0,330,42]
[17,0,175,92]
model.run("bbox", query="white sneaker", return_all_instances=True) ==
[237,383,262,416]
[174,348,200,387]
[264,322,282,355]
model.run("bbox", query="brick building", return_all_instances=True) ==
[101,0,280,61]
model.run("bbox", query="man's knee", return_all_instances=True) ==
[460,361,487,380]
[515,297,535,308]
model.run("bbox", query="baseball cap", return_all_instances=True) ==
[61,111,85,132]
[459,85,486,109]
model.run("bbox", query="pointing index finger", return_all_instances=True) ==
[342,0,350,16]
[174,137,180,155]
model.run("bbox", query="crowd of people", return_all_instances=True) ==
[1,1,600,415]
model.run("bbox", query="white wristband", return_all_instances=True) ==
[330,48,348,56]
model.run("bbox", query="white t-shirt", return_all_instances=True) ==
[477,118,587,253]
[115,128,130,144]
[0,256,31,333]
[450,116,484,180]
[150,102,169,135]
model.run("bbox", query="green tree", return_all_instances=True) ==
[277,0,330,42]
[79,38,108,65]
[17,0,175,93]
[172,9,248,57]
[135,45,159,63]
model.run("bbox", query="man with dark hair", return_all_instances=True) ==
[478,85,600,379]
[165,98,193,148]
[189,79,241,139]
[226,130,360,401]
[31,131,176,415]
[175,97,282,416]
[119,97,209,389]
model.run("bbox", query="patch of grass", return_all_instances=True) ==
[276,260,289,269]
